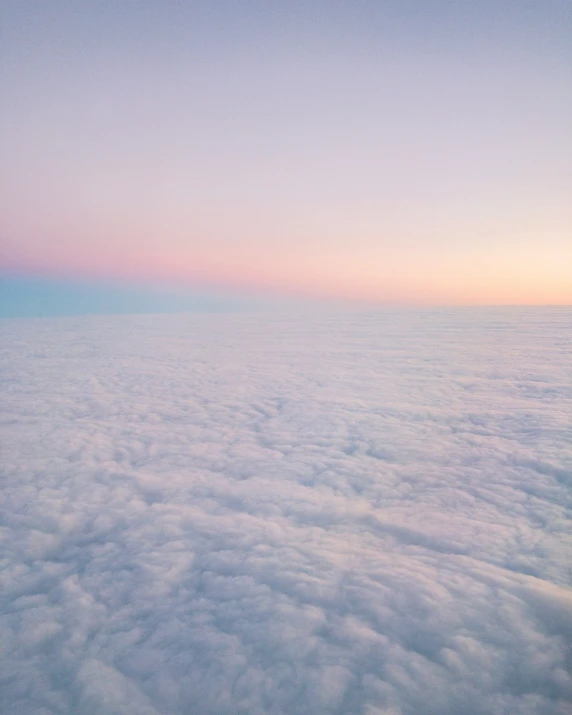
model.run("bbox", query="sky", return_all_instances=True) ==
[1,0,571,312]
[1,308,571,714]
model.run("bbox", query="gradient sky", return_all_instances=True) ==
[1,0,571,309]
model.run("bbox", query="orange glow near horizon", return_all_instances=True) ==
[3,232,571,306]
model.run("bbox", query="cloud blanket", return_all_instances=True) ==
[1,308,571,714]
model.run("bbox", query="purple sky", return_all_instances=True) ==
[2,1,571,308]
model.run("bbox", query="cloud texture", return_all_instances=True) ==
[1,308,571,714]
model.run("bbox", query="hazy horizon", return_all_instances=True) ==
[2,272,571,319]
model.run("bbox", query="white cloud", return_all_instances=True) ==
[0,309,570,714]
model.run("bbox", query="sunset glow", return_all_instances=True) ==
[2,5,571,713]
[1,1,571,311]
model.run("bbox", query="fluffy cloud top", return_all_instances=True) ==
[1,308,570,715]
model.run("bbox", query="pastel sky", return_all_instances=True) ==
[1,0,571,309]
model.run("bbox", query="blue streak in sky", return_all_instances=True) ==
[0,275,252,318]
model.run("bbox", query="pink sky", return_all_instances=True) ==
[2,1,571,306]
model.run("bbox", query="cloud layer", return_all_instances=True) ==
[1,308,571,714]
